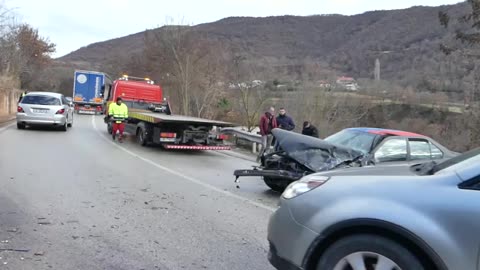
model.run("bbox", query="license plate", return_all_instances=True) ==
[79,110,96,114]
[160,138,176,142]
[33,109,48,113]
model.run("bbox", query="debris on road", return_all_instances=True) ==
[34,251,45,256]
[6,228,18,233]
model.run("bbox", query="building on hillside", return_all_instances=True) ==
[336,76,359,91]
[318,80,332,88]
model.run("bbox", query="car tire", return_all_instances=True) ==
[60,122,68,132]
[17,123,26,130]
[263,177,291,192]
[316,234,424,270]
[67,116,73,128]
[136,127,147,146]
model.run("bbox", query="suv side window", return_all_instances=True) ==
[374,138,408,163]
[409,139,432,160]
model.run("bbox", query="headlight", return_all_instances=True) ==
[282,175,330,199]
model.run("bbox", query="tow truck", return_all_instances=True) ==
[103,75,233,150]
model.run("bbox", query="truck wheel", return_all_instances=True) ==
[136,127,147,146]
[263,177,291,192]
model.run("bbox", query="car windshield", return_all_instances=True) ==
[324,130,376,154]
[22,95,61,106]
[433,148,480,174]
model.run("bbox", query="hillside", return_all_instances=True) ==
[57,2,470,94]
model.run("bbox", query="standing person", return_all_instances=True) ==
[109,97,129,143]
[276,108,295,131]
[302,121,319,138]
[258,106,278,161]
[18,91,28,103]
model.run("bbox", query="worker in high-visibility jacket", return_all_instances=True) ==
[18,91,28,103]
[108,97,129,142]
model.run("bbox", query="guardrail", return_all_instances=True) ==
[220,127,262,153]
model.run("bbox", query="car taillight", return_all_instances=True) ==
[217,134,229,140]
[17,106,24,113]
[282,175,330,199]
[160,132,176,138]
[56,109,65,114]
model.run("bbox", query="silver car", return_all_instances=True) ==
[17,92,74,131]
[268,148,480,270]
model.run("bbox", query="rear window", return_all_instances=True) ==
[21,95,61,105]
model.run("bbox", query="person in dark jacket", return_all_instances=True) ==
[302,121,319,138]
[276,108,295,131]
[258,107,278,161]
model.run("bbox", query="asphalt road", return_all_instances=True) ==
[0,115,279,270]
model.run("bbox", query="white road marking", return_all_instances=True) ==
[0,122,15,133]
[91,116,276,212]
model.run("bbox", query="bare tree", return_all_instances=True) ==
[143,20,227,118]
[229,55,271,131]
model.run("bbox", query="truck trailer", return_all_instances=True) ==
[73,70,111,115]
[103,75,233,150]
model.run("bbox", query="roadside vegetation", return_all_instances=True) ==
[4,2,480,152]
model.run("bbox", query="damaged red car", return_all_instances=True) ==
[234,127,457,192]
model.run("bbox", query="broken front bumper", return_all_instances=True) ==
[233,168,304,181]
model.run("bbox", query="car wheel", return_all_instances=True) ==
[136,127,147,146]
[263,177,291,192]
[316,234,424,270]
[67,116,73,128]
[17,123,26,130]
[60,122,68,132]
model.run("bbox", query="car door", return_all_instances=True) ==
[431,166,480,270]
[371,137,409,165]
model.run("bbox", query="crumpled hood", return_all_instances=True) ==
[271,128,363,172]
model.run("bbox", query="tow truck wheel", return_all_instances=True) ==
[263,177,291,192]
[136,127,147,146]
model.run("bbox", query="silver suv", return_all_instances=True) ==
[268,148,480,270]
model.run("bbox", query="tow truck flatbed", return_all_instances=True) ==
[129,110,234,127]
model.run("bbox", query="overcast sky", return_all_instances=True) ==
[6,0,463,58]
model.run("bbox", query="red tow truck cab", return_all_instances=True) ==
[103,75,232,150]
[104,75,169,113]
